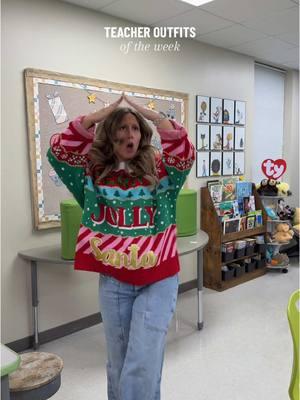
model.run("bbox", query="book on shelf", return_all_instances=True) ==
[239,216,247,231]
[219,201,234,217]
[222,177,238,201]
[223,217,240,234]
[236,181,252,200]
[209,184,223,203]
[246,215,256,230]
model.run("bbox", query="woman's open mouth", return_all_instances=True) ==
[126,142,134,150]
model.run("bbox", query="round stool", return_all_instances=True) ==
[9,352,63,400]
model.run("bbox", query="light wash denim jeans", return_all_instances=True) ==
[99,273,179,400]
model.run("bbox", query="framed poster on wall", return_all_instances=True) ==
[196,95,210,123]
[210,152,222,176]
[234,127,245,150]
[235,100,246,125]
[234,152,245,175]
[210,125,223,150]
[196,124,210,150]
[222,152,234,176]
[222,126,234,151]
[210,97,222,124]
[196,152,210,177]
[223,99,234,124]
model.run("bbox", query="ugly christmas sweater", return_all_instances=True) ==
[47,117,195,285]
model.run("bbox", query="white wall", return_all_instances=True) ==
[283,70,299,208]
[1,0,297,344]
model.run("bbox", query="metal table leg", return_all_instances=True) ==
[31,261,39,349]
[197,249,204,330]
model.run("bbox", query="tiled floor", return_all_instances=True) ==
[41,259,299,400]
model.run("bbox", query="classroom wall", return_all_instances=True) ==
[1,0,298,344]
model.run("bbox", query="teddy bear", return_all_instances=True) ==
[277,182,292,197]
[277,199,295,221]
[272,223,294,243]
[256,179,279,196]
[293,207,300,236]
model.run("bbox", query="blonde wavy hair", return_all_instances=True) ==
[88,107,159,185]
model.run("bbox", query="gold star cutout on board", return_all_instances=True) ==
[147,100,156,110]
[87,94,97,103]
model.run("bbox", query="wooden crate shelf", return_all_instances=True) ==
[201,184,268,292]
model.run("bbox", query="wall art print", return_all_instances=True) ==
[210,125,223,151]
[223,99,235,124]
[210,97,222,124]
[222,126,234,151]
[234,127,245,150]
[196,95,210,123]
[235,100,246,125]
[210,152,222,176]
[234,152,245,175]
[222,152,234,176]
[25,68,188,229]
[196,152,210,177]
[196,124,210,150]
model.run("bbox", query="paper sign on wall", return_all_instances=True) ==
[261,158,287,179]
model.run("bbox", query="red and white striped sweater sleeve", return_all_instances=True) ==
[157,119,195,170]
[50,116,95,160]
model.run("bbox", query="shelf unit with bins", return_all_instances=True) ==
[201,184,268,291]
[259,195,292,272]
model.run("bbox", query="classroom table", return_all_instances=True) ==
[19,231,209,349]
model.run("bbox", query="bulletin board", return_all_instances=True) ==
[24,68,188,230]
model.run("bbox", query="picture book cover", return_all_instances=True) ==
[223,217,240,234]
[219,201,234,217]
[222,177,238,201]
[210,184,223,203]
[236,181,252,200]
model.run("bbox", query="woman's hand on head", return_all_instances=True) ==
[82,94,124,129]
[123,94,173,129]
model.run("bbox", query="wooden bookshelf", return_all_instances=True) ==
[201,184,268,291]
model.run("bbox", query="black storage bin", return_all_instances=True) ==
[245,261,256,272]
[234,263,246,277]
[245,246,255,256]
[255,243,266,254]
[235,248,246,258]
[256,258,267,269]
[222,251,235,262]
[222,267,235,281]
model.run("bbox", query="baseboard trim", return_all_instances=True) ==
[6,279,197,352]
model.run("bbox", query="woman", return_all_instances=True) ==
[47,94,195,400]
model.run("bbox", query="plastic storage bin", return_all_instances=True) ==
[222,241,235,262]
[60,199,82,260]
[222,266,235,281]
[176,189,197,237]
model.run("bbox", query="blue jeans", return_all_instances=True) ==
[99,273,179,400]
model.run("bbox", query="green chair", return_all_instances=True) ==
[287,289,300,400]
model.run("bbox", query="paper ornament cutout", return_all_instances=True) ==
[47,92,68,124]
[261,159,287,179]
[49,168,63,186]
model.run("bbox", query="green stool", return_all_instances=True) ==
[287,289,300,400]
[60,199,82,260]
[176,189,197,237]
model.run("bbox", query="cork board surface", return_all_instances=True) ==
[24,68,188,229]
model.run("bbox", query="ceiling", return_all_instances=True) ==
[60,0,299,70]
